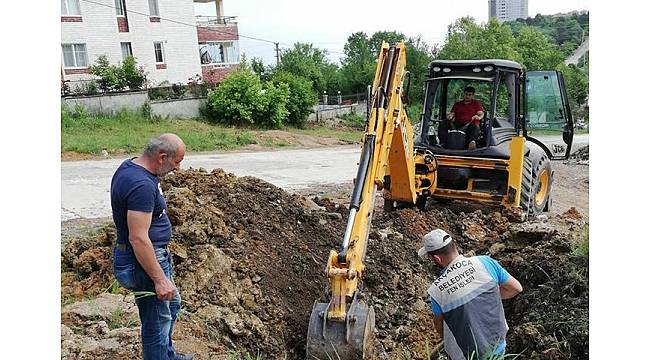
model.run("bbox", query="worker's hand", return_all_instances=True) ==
[472,115,480,121]
[447,113,454,120]
[154,277,177,301]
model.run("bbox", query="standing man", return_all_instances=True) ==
[111,133,193,360]
[439,86,485,150]
[418,229,522,359]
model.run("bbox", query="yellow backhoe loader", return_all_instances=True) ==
[305,41,575,359]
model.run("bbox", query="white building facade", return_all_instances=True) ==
[61,0,239,88]
[488,0,528,22]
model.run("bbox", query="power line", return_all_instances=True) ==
[78,0,348,61]
[79,0,276,44]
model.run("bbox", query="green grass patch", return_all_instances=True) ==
[107,307,139,329]
[290,125,363,143]
[572,226,589,257]
[62,108,254,155]
[339,111,366,129]
[61,107,363,157]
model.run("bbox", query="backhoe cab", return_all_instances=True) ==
[399,59,575,216]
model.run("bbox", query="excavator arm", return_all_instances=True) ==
[306,42,418,360]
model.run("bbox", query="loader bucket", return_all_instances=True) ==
[306,300,375,360]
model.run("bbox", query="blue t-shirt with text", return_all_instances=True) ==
[111,159,172,247]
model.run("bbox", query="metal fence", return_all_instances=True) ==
[319,92,367,106]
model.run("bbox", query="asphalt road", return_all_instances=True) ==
[61,134,588,221]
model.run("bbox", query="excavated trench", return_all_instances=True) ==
[61,167,588,359]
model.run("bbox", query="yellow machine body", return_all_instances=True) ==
[306,43,539,359]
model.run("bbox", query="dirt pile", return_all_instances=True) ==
[566,145,589,165]
[61,169,588,359]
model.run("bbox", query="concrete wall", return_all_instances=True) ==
[308,101,368,123]
[63,93,368,122]
[62,91,149,114]
[150,97,205,119]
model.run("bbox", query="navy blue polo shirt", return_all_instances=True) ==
[110,159,172,247]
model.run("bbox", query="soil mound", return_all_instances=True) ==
[61,168,588,359]
[566,145,589,165]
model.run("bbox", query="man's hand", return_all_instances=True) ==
[127,210,175,300]
[447,112,454,120]
[154,277,177,301]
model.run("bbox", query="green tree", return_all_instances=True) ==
[251,56,271,82]
[514,27,564,70]
[120,56,147,90]
[271,71,318,127]
[90,55,146,92]
[340,32,376,94]
[405,35,437,105]
[556,63,588,106]
[438,17,523,63]
[276,43,330,94]
[91,55,122,91]
[369,31,406,54]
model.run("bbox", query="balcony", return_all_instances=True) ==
[195,15,237,26]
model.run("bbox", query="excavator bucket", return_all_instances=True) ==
[306,300,375,360]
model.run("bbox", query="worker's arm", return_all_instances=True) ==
[472,110,485,121]
[433,314,444,335]
[499,276,523,300]
[127,210,176,301]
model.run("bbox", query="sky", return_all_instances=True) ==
[194,0,590,65]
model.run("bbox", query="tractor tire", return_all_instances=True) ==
[520,153,553,217]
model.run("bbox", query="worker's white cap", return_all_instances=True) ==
[417,229,452,259]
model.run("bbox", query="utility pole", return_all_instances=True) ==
[275,42,280,67]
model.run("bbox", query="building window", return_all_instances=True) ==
[154,42,165,63]
[121,42,133,60]
[115,0,125,16]
[61,0,81,16]
[148,0,160,16]
[199,42,239,64]
[62,44,89,68]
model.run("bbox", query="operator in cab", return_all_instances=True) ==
[418,229,523,359]
[439,86,484,150]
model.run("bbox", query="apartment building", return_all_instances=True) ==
[488,0,528,23]
[61,0,240,87]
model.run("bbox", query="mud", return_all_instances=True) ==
[61,168,588,359]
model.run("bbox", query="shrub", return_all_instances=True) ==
[91,55,122,91]
[90,55,147,92]
[340,111,365,128]
[258,81,290,128]
[205,68,290,127]
[73,81,99,96]
[141,101,153,120]
[270,71,317,127]
[121,56,146,90]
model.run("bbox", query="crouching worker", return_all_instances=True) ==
[418,229,523,359]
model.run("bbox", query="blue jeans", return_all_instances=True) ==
[113,245,181,360]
